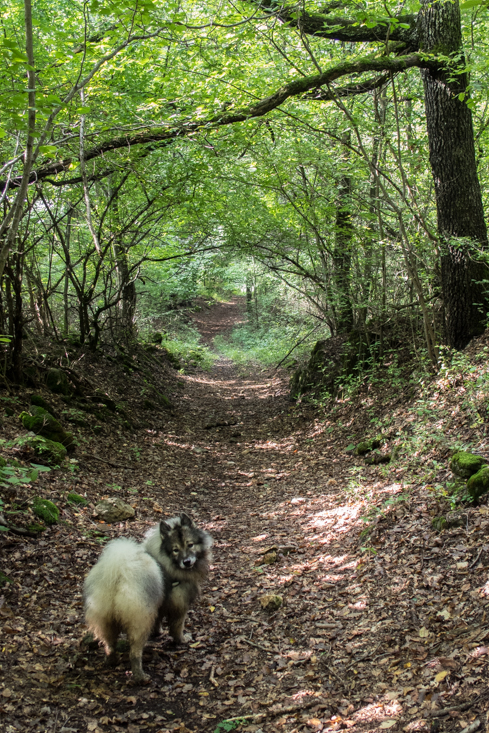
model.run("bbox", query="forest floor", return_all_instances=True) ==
[1,297,489,733]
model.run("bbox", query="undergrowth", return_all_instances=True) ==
[329,338,489,515]
[214,321,320,368]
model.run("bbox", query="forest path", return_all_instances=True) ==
[2,300,486,733]
[141,298,405,733]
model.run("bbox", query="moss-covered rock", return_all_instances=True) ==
[450,451,485,479]
[32,497,59,525]
[20,406,75,450]
[22,435,67,465]
[467,467,489,502]
[45,368,72,396]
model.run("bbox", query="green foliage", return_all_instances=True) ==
[214,319,317,368]
[158,323,216,371]
[214,719,248,733]
[0,458,50,487]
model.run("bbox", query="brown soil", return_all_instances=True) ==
[1,299,488,733]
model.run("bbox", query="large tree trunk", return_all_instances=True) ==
[418,0,489,349]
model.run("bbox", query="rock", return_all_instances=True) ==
[260,594,283,612]
[450,451,485,479]
[20,406,75,450]
[467,467,489,502]
[263,552,278,565]
[45,368,72,396]
[32,498,60,525]
[94,497,135,522]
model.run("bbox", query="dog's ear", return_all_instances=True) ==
[159,520,172,536]
[180,512,193,527]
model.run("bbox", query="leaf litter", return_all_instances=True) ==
[1,298,489,732]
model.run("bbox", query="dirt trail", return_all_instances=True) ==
[2,299,488,733]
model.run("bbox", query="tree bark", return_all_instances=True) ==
[418,0,489,348]
[333,132,354,333]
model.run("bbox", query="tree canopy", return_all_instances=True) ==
[2,0,489,377]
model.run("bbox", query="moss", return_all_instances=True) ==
[31,394,56,414]
[67,492,88,506]
[450,451,485,479]
[32,497,59,525]
[0,456,6,468]
[26,523,45,533]
[467,467,489,503]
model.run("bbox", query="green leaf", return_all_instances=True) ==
[39,145,57,155]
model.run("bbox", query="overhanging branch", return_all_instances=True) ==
[1,52,425,192]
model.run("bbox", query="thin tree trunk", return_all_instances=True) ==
[333,132,354,334]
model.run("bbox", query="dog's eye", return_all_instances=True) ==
[187,543,194,549]
[172,548,179,554]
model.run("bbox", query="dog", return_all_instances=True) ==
[83,513,212,683]
[143,513,213,644]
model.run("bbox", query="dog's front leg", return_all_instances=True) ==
[166,585,190,644]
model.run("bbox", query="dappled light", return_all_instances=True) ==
[2,298,489,732]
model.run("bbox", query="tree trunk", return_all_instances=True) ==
[418,0,489,349]
[333,132,354,333]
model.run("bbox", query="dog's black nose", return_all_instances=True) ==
[183,558,193,567]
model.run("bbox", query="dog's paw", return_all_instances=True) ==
[131,671,151,685]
